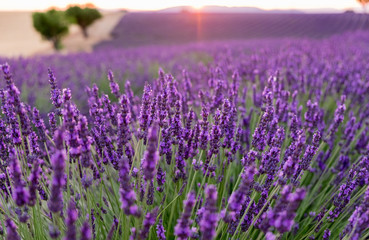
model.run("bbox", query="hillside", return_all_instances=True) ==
[96,12,369,49]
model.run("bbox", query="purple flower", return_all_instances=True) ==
[139,83,152,144]
[102,94,118,126]
[209,110,221,156]
[28,159,41,206]
[158,82,169,128]
[330,169,357,221]
[6,218,20,240]
[183,109,195,141]
[304,100,319,132]
[175,139,186,181]
[48,129,66,213]
[139,208,158,239]
[189,122,201,156]
[156,166,166,192]
[79,116,92,168]
[2,63,21,112]
[63,88,72,103]
[48,68,63,109]
[33,107,47,142]
[64,200,78,240]
[323,229,331,240]
[48,112,57,135]
[260,147,280,178]
[80,220,92,240]
[241,150,258,167]
[156,219,166,240]
[327,96,346,140]
[107,70,120,99]
[227,165,257,220]
[146,180,155,205]
[265,232,276,240]
[125,80,137,121]
[342,186,369,239]
[142,125,159,181]
[260,186,306,233]
[175,192,196,240]
[119,157,140,217]
[49,225,61,239]
[171,99,182,140]
[223,107,237,149]
[199,105,209,150]
[300,131,321,171]
[148,96,157,127]
[199,185,219,240]
[270,127,285,149]
[159,126,172,164]
[211,79,224,111]
[117,95,132,154]
[252,110,273,152]
[10,148,29,206]
[91,209,96,239]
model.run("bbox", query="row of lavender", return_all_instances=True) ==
[0,31,368,239]
[1,31,368,115]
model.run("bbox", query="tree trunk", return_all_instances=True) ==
[52,38,62,50]
[82,27,89,38]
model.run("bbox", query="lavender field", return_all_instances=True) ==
[0,14,369,240]
[96,13,369,48]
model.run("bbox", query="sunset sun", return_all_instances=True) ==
[192,3,204,10]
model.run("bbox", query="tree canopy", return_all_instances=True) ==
[66,5,102,38]
[32,9,70,50]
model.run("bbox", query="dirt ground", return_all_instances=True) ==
[0,10,124,58]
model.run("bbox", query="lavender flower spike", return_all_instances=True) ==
[156,218,166,240]
[139,208,158,239]
[175,192,196,240]
[200,185,219,240]
[139,83,152,144]
[48,129,66,213]
[48,68,63,109]
[28,159,41,206]
[64,200,78,240]
[80,220,92,240]
[6,218,20,240]
[142,125,159,181]
[119,157,141,217]
[107,70,120,98]
[10,148,29,206]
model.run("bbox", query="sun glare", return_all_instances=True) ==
[192,3,203,10]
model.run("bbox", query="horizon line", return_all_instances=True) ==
[0,5,362,12]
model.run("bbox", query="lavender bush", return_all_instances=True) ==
[0,31,369,239]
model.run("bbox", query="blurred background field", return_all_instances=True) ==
[96,12,369,49]
[1,2,369,114]
[1,6,369,57]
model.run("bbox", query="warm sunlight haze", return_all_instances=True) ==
[0,0,361,11]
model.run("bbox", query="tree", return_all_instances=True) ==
[358,0,369,13]
[32,9,69,50]
[66,5,102,38]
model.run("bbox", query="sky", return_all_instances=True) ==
[0,0,362,11]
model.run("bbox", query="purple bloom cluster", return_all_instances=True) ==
[175,192,196,240]
[260,186,306,234]
[119,157,141,217]
[1,30,369,240]
[199,185,219,240]
[48,129,66,213]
